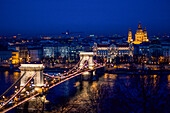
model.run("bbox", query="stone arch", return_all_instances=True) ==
[79,52,94,69]
[19,64,44,92]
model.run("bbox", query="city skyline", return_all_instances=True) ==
[0,1,169,112]
[0,0,170,36]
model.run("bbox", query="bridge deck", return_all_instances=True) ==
[0,64,104,113]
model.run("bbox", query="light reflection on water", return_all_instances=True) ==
[168,75,170,88]
[3,71,20,84]
[1,71,20,86]
[4,71,9,83]
[0,71,20,98]
[0,71,169,112]
[46,72,169,112]
[46,73,119,111]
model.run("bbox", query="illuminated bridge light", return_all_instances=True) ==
[0,56,105,112]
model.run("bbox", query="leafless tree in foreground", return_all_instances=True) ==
[47,74,169,113]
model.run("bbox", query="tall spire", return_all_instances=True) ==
[144,27,146,31]
[128,27,132,43]
[138,21,142,29]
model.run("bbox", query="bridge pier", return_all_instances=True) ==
[19,64,45,93]
[81,70,95,81]
[17,95,49,113]
[82,67,105,81]
[79,52,94,69]
[17,64,50,112]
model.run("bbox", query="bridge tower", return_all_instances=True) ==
[19,64,45,93]
[79,52,94,69]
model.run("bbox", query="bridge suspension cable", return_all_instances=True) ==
[62,58,83,75]
[0,72,37,110]
[43,73,54,78]
[59,58,89,80]
[49,58,89,89]
[2,93,40,113]
[42,58,83,78]
[53,58,83,79]
[67,58,89,76]
[1,58,100,112]
[0,72,26,99]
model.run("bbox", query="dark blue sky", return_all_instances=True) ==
[0,0,170,36]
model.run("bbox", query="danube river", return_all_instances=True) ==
[0,69,169,113]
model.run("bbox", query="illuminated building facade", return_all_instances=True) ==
[42,42,89,63]
[43,46,54,58]
[57,46,69,59]
[162,43,170,63]
[29,48,42,63]
[135,40,170,64]
[127,28,132,43]
[128,22,148,44]
[11,50,20,64]
[93,41,134,62]
[18,47,29,63]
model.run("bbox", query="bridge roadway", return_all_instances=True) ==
[0,63,104,113]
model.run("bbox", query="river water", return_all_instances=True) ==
[0,70,169,113]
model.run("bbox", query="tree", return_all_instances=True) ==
[45,74,169,113]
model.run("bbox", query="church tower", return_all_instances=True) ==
[134,22,144,44]
[127,22,148,44]
[128,28,132,43]
[143,27,148,42]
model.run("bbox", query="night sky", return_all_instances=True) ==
[0,0,170,36]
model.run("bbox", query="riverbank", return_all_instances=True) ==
[105,68,170,75]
